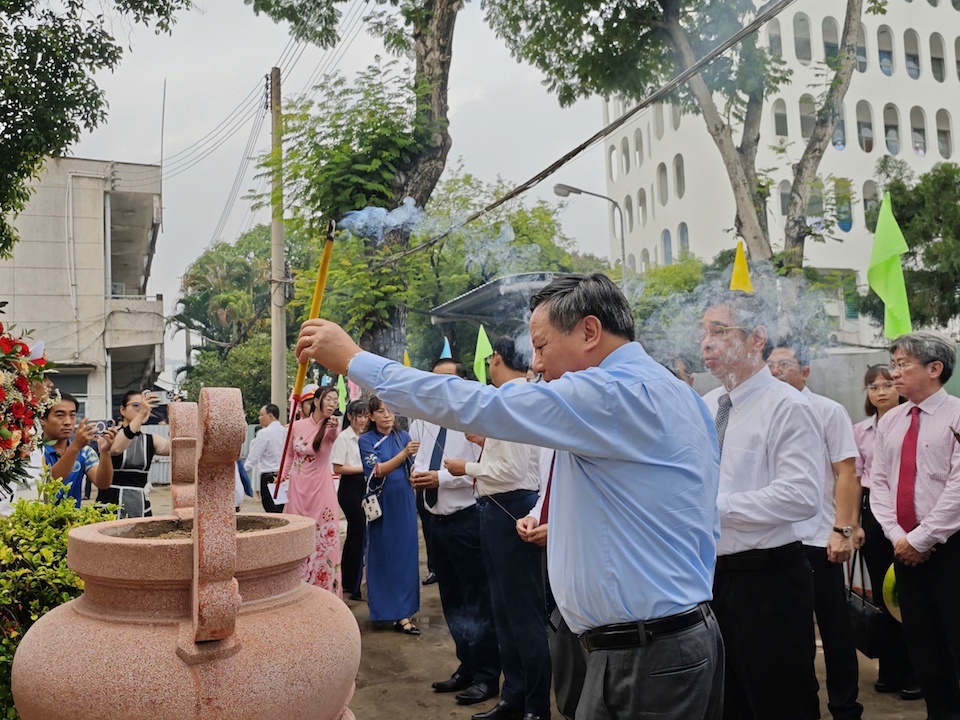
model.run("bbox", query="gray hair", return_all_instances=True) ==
[890,331,956,384]
[530,273,635,341]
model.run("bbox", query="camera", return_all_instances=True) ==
[91,419,115,435]
[153,390,177,406]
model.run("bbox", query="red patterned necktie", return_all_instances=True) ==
[896,406,922,532]
[540,452,556,525]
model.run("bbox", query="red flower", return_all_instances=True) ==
[0,437,12,450]
[13,375,29,393]
[16,342,29,357]
[0,388,6,403]
[33,357,46,367]
[0,337,14,354]
[10,402,26,419]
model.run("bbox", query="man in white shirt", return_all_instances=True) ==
[244,404,286,513]
[410,358,500,706]
[444,338,550,720]
[769,339,864,720]
[700,292,823,720]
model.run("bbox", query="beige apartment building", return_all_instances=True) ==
[0,157,165,418]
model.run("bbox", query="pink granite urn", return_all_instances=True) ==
[11,388,360,720]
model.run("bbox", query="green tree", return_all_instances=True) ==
[859,161,960,329]
[0,0,191,257]
[174,224,311,351]
[180,335,298,420]
[247,0,464,361]
[482,0,883,267]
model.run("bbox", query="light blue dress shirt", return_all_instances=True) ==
[350,342,720,635]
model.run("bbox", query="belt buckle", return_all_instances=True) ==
[635,619,649,647]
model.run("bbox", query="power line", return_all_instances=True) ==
[298,0,367,96]
[369,0,800,270]
[209,107,269,246]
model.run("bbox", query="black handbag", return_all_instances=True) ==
[846,549,887,659]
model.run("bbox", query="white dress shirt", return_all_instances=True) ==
[703,366,824,555]
[330,425,362,470]
[796,387,859,547]
[243,420,286,475]
[409,419,479,516]
[870,388,960,553]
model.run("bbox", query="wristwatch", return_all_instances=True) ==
[833,525,854,538]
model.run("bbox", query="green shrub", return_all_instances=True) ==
[0,478,115,719]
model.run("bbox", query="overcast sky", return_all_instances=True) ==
[73,1,609,368]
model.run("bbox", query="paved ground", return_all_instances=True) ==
[149,486,927,720]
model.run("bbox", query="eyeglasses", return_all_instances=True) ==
[126,403,142,409]
[695,326,746,343]
[889,361,923,372]
[767,360,800,371]
[867,382,896,392]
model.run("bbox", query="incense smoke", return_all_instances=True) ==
[339,196,425,244]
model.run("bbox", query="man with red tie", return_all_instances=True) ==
[870,331,960,720]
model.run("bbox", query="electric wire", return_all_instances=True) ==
[297,0,366,96]
[368,0,801,271]
[209,107,269,246]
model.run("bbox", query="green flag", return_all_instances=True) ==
[474,324,493,384]
[337,374,347,413]
[867,192,912,339]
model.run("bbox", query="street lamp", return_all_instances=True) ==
[553,183,627,288]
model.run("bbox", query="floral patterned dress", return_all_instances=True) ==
[281,416,342,597]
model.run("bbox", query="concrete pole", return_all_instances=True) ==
[269,66,288,421]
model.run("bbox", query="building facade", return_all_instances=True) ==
[0,157,165,418]
[602,0,959,291]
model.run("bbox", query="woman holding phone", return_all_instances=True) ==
[279,385,343,596]
[104,390,171,517]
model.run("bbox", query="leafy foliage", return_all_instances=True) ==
[0,477,116,718]
[859,162,960,330]
[0,0,191,258]
[180,335,299,420]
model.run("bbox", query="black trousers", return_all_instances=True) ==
[432,504,500,685]
[338,473,367,598]
[804,545,863,720]
[860,489,913,685]
[896,532,960,720]
[577,610,724,720]
[478,490,551,716]
[713,542,816,720]
[259,472,284,514]
[415,488,436,574]
[548,610,587,720]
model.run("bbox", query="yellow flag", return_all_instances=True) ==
[402,350,411,367]
[729,240,754,293]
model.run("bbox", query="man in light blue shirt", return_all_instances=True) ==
[295,273,723,720]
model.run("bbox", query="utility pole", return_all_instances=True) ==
[269,66,287,421]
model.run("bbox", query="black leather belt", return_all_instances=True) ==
[579,603,711,652]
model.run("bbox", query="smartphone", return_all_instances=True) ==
[90,419,116,435]
[153,391,177,406]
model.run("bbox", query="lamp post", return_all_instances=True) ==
[553,183,627,288]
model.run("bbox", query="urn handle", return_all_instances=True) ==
[191,387,246,643]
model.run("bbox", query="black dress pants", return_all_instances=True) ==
[478,490,551,717]
[896,532,960,720]
[338,472,367,598]
[260,472,284,514]
[804,545,863,719]
[415,488,436,574]
[860,489,913,685]
[432,504,500,685]
[713,542,816,720]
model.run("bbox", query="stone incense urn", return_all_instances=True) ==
[12,388,361,720]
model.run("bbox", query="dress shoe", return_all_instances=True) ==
[456,681,499,706]
[522,714,549,720]
[421,572,438,586]
[470,700,522,720]
[874,680,900,693]
[432,671,473,693]
[900,684,924,701]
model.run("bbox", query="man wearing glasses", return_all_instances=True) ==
[870,331,960,720]
[768,338,863,720]
[699,292,823,720]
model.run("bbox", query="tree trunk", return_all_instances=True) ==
[365,0,463,362]
[782,0,863,269]
[662,18,772,261]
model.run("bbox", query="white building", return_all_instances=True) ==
[602,0,959,292]
[0,157,165,418]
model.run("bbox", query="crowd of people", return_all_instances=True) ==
[4,271,958,720]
